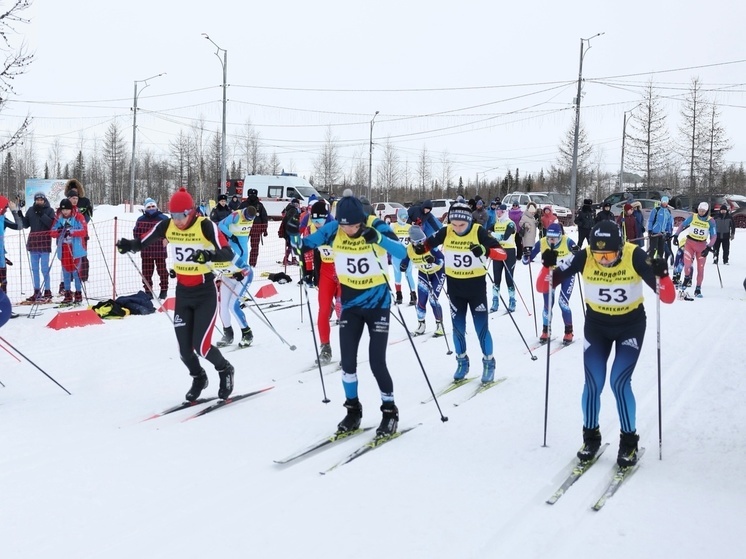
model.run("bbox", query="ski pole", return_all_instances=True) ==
[503,262,531,316]
[715,258,723,289]
[481,257,538,360]
[576,274,586,320]
[542,265,554,447]
[656,276,663,460]
[422,269,452,355]
[527,261,538,337]
[0,338,21,363]
[89,216,115,286]
[370,245,448,423]
[300,280,331,403]
[0,336,72,395]
[242,289,297,350]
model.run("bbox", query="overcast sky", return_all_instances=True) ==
[4,0,746,187]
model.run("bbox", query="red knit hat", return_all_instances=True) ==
[169,188,194,213]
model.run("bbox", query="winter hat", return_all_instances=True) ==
[543,206,552,213]
[448,202,473,224]
[308,194,318,204]
[408,224,427,244]
[335,189,366,225]
[698,202,709,212]
[242,205,257,219]
[421,199,433,211]
[169,187,194,214]
[661,196,669,204]
[218,194,228,202]
[603,202,611,208]
[34,192,46,201]
[397,208,409,222]
[143,197,157,209]
[526,205,537,215]
[512,201,520,208]
[623,203,633,212]
[546,223,562,238]
[720,205,727,211]
[583,198,593,206]
[59,198,73,210]
[498,204,507,211]
[0,195,8,211]
[310,200,328,220]
[66,188,79,198]
[590,220,622,253]
[476,199,484,207]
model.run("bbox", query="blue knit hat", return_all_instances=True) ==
[335,189,366,225]
[143,197,157,208]
[546,223,562,238]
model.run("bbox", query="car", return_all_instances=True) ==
[426,198,456,223]
[610,199,690,227]
[594,188,670,210]
[670,194,740,214]
[501,192,573,226]
[373,201,406,222]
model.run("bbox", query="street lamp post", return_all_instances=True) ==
[129,73,165,212]
[570,32,604,211]
[203,33,228,197]
[619,109,634,193]
[368,110,379,201]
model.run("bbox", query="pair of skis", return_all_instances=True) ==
[142,386,274,422]
[421,376,507,406]
[274,425,420,474]
[546,446,646,510]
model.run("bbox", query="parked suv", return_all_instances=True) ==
[373,201,406,222]
[595,189,669,210]
[501,192,573,226]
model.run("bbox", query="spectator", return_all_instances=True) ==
[508,201,523,254]
[0,196,22,300]
[617,203,639,244]
[472,198,489,226]
[712,204,736,265]
[228,194,241,211]
[540,205,558,237]
[63,180,93,289]
[630,201,645,247]
[407,199,443,236]
[134,198,170,299]
[17,192,55,303]
[50,198,88,305]
[278,198,301,265]
[594,202,616,223]
[209,194,232,224]
[486,199,498,231]
[519,203,538,249]
[574,199,595,249]
[647,196,673,259]
[239,188,269,268]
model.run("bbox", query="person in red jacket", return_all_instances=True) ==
[537,220,675,467]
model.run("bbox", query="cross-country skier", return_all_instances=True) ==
[672,201,716,298]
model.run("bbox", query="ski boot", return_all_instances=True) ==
[337,398,363,433]
[694,286,702,298]
[25,289,41,303]
[376,402,399,437]
[490,286,499,313]
[577,426,602,462]
[61,290,73,305]
[563,325,573,345]
[481,355,496,384]
[713,255,719,265]
[74,291,83,304]
[617,431,640,467]
[683,275,692,288]
[672,272,680,286]
[185,370,209,402]
[453,353,470,380]
[217,362,235,400]
[395,290,403,305]
[409,291,417,306]
[158,289,168,300]
[316,343,332,365]
[238,327,254,348]
[414,320,426,336]
[58,282,65,296]
[507,287,516,313]
[41,289,53,303]
[216,326,234,348]
[539,326,549,344]
[433,321,445,337]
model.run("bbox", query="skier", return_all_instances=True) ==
[292,190,407,438]
[50,198,88,305]
[390,208,416,305]
[216,205,256,349]
[672,201,716,298]
[116,187,237,401]
[538,220,676,467]
[489,204,517,313]
[414,202,506,384]
[399,225,446,337]
[298,200,341,365]
[522,222,577,344]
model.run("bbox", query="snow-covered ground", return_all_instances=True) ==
[1,206,744,559]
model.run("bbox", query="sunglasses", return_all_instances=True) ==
[592,251,617,264]
[171,210,191,220]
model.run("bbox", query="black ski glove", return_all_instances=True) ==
[189,249,215,264]
[116,238,141,254]
[701,246,711,258]
[423,254,435,264]
[412,243,427,255]
[650,257,668,278]
[541,249,558,267]
[672,236,679,247]
[523,246,532,257]
[361,227,381,244]
[469,243,485,258]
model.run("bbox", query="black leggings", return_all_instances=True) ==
[174,278,229,376]
[339,306,393,399]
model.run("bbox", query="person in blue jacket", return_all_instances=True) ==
[646,196,673,259]
[291,190,407,439]
[407,199,443,236]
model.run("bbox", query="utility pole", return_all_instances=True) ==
[203,34,228,197]
[570,32,604,212]
[368,110,379,201]
[129,73,165,212]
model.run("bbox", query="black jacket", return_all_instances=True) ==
[18,198,55,252]
[574,204,595,229]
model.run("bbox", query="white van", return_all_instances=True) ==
[242,174,323,220]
